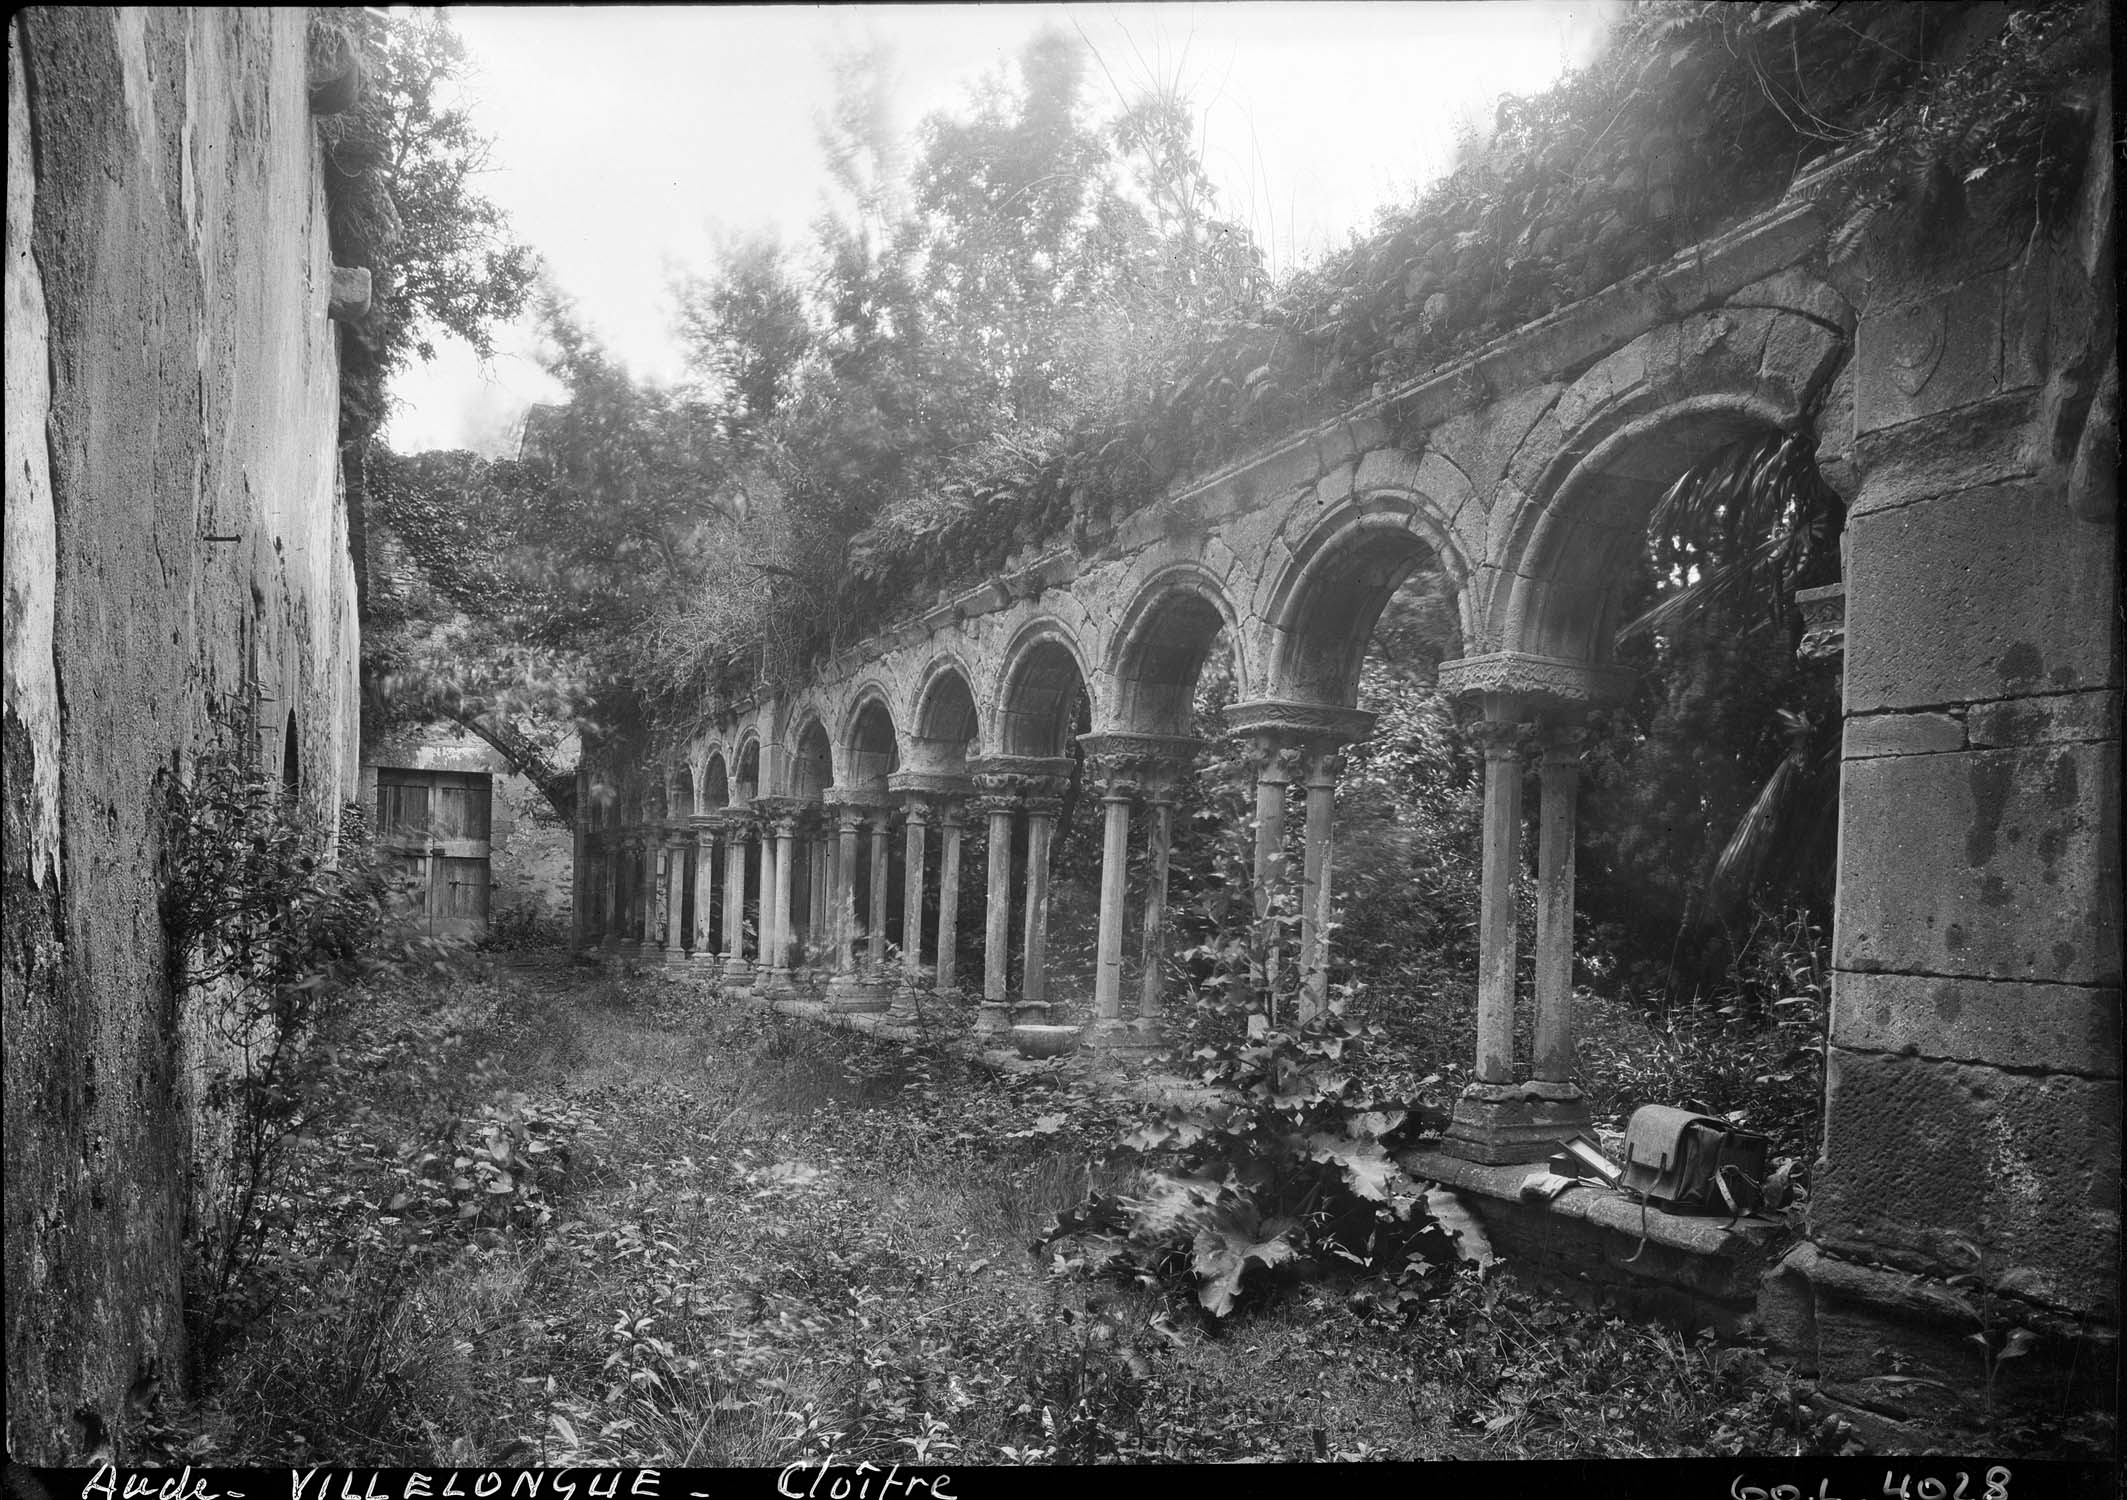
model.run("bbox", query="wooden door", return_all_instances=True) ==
[376,770,494,938]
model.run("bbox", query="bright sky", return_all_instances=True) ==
[383,2,1617,456]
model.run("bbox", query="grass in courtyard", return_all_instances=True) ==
[163,958,1888,1464]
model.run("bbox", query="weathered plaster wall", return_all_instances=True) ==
[3,8,357,1461]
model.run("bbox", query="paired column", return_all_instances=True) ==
[1434,648,1623,1164]
[768,807,797,986]
[1081,735,1200,1053]
[823,793,889,1011]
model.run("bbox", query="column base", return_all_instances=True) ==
[1439,1080,1594,1166]
[1011,1000,1055,1025]
[720,956,755,988]
[756,967,796,997]
[1089,1018,1161,1059]
[615,940,644,961]
[826,973,892,1013]
[974,999,1014,1037]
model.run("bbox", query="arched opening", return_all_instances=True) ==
[914,664,980,775]
[702,753,730,809]
[281,712,300,799]
[999,636,1091,757]
[1111,586,1231,738]
[792,717,833,802]
[1276,522,1463,707]
[734,738,761,802]
[846,697,900,792]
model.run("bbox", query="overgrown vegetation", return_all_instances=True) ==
[149,964,1892,1465]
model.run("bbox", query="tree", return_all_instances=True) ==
[317,8,538,439]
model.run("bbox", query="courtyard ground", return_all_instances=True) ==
[165,956,1888,1465]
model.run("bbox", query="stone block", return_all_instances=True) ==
[1352,446,1423,499]
[1725,266,1856,334]
[1855,274,2005,434]
[1844,478,2119,711]
[1833,969,2121,1075]
[1836,741,2121,984]
[1814,1048,2120,1315]
[1848,389,2040,517]
[1965,689,2121,750]
[1841,710,1963,758]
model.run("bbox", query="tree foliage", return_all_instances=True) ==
[315,8,539,439]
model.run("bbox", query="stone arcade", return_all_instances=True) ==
[580,138,2119,1434]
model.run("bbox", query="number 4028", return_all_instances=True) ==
[1885,1469,2011,1500]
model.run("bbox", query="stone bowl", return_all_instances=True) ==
[1010,1023,1082,1059]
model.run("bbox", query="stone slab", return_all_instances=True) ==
[1844,478,2120,712]
[1836,741,2121,985]
[1813,1048,2120,1316]
[1965,689,2121,750]
[1847,388,2041,518]
[1833,968,2122,1076]
[1855,273,2004,435]
[1841,711,1964,758]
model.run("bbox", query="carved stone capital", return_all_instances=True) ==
[1470,719,1527,760]
[969,792,1021,822]
[1224,700,1377,745]
[968,755,1072,802]
[1794,582,1846,663]
[1079,733,1201,795]
[1437,652,1635,716]
[887,770,975,799]
[689,810,728,836]
[750,795,804,834]
[1021,794,1066,820]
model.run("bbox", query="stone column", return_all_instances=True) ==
[1019,793,1061,1014]
[1436,654,1624,1164]
[661,829,686,959]
[935,801,964,996]
[1473,718,1523,1083]
[1248,744,1300,1013]
[767,809,797,987]
[721,818,751,983]
[1297,748,1343,1020]
[1136,783,1178,1031]
[976,790,1018,1034]
[599,837,619,950]
[1091,772,1134,1031]
[866,810,891,975]
[639,837,659,947]
[616,835,644,955]
[901,796,929,986]
[834,803,862,979]
[1534,725,1584,1083]
[690,820,719,962]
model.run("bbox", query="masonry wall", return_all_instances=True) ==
[3,8,358,1461]
[1777,98,2120,1421]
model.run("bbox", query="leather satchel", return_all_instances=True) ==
[1619,1105,1771,1217]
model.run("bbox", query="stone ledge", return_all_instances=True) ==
[1402,1147,1791,1331]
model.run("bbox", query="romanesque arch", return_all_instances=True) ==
[1106,564,1242,736]
[996,620,1093,757]
[1262,490,1472,706]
